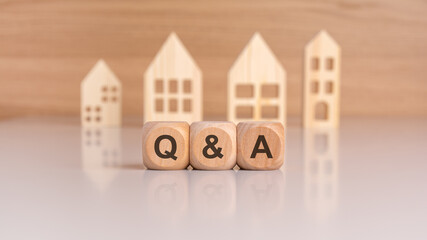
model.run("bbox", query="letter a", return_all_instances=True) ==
[250,135,273,158]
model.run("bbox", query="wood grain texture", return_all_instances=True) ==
[81,59,122,127]
[190,121,236,170]
[237,122,285,170]
[1,0,427,121]
[228,33,286,123]
[304,31,340,128]
[144,33,202,123]
[142,121,190,170]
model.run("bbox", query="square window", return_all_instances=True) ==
[183,99,192,112]
[169,98,178,112]
[183,79,192,93]
[325,81,333,94]
[311,57,319,70]
[236,106,253,119]
[326,57,334,70]
[155,99,163,112]
[311,80,319,94]
[236,84,254,98]
[169,79,178,93]
[155,79,163,93]
[261,84,279,98]
[261,105,278,119]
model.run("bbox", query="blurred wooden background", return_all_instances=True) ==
[1,0,426,121]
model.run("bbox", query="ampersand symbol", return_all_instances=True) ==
[202,135,224,159]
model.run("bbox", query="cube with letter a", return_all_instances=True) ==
[142,121,189,170]
[237,122,285,170]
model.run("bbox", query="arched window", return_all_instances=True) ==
[315,102,328,120]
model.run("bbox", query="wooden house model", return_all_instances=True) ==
[144,32,202,123]
[304,31,341,128]
[228,33,286,123]
[81,59,122,127]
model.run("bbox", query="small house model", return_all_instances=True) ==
[81,59,122,127]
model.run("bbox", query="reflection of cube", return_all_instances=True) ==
[81,59,121,127]
[304,30,341,128]
[237,171,285,220]
[189,171,236,218]
[190,122,236,170]
[237,122,285,170]
[142,171,189,220]
[144,32,202,123]
[142,121,190,170]
[228,33,286,123]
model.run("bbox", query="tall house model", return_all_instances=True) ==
[81,59,122,127]
[304,31,341,128]
[144,33,202,123]
[228,33,286,123]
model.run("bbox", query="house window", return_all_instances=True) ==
[101,85,119,104]
[311,80,319,94]
[183,99,192,112]
[183,79,192,93]
[326,57,334,70]
[261,105,278,118]
[314,102,328,120]
[236,106,253,119]
[236,84,253,98]
[233,83,281,120]
[169,98,178,112]
[155,79,163,93]
[84,105,102,123]
[325,81,333,94]
[261,84,278,98]
[169,79,178,93]
[155,99,163,112]
[311,57,319,70]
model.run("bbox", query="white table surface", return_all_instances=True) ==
[1,117,426,240]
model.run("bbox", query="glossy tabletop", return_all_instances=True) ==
[0,117,426,239]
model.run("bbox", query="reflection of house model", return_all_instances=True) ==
[144,33,202,123]
[228,33,286,123]
[81,59,122,127]
[81,128,122,192]
[304,31,341,128]
[304,129,338,220]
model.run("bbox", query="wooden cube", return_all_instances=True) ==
[190,122,236,170]
[142,121,189,170]
[237,122,285,170]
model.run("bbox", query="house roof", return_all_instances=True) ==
[144,32,201,78]
[229,32,285,83]
[305,30,340,53]
[82,59,121,86]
